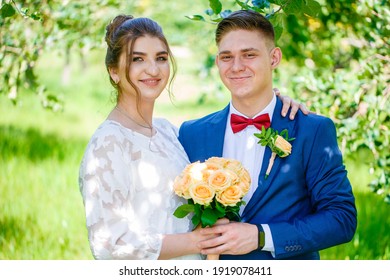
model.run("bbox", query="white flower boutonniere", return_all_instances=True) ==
[254,127,295,179]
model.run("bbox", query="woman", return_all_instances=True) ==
[78,14,306,260]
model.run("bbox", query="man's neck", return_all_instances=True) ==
[231,91,274,118]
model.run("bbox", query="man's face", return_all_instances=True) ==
[216,29,278,104]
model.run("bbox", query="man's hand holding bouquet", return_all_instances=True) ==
[173,157,251,260]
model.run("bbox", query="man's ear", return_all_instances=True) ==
[109,67,119,84]
[270,47,282,69]
[215,54,220,67]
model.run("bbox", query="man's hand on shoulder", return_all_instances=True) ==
[274,88,313,120]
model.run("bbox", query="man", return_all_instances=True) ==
[178,10,357,259]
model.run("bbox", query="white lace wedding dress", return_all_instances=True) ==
[79,118,202,260]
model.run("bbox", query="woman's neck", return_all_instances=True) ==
[117,96,154,125]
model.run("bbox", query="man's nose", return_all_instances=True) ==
[231,57,245,72]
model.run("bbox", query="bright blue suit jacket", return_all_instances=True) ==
[178,99,357,260]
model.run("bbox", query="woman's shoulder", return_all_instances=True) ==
[86,120,129,147]
[154,117,176,128]
[89,119,119,136]
[154,117,179,134]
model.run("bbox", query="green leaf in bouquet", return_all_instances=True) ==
[225,211,241,222]
[201,208,220,227]
[214,200,226,217]
[191,214,201,228]
[173,204,195,218]
[194,203,202,216]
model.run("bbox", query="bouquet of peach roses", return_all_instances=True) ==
[173,157,251,259]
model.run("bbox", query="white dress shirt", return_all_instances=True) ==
[222,94,276,254]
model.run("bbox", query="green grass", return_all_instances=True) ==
[0,48,388,260]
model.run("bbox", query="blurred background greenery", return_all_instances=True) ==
[0,0,389,259]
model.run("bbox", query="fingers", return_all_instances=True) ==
[288,99,300,120]
[199,235,225,254]
[198,224,227,252]
[197,223,258,255]
[274,88,293,117]
[273,88,281,96]
[280,96,292,118]
[299,103,313,115]
[277,91,313,119]
[215,218,230,225]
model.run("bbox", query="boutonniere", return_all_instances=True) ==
[254,127,295,179]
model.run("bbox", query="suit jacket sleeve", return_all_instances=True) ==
[270,116,357,259]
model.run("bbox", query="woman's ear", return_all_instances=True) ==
[270,47,282,69]
[109,67,120,84]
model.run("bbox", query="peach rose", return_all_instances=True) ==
[205,161,222,171]
[237,179,250,195]
[187,162,207,181]
[206,157,226,166]
[225,159,244,173]
[216,185,243,206]
[208,169,231,192]
[274,135,292,157]
[183,161,198,173]
[200,169,213,183]
[224,169,240,185]
[189,182,215,205]
[239,168,251,184]
[173,173,192,199]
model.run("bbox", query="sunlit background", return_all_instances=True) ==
[1,0,389,259]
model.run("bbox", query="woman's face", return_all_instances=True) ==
[112,35,170,102]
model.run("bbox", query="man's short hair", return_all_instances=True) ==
[215,10,275,48]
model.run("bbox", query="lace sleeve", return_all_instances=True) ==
[79,129,162,260]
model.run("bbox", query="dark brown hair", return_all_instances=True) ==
[215,10,275,49]
[105,14,176,103]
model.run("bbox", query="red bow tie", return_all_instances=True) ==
[230,113,271,133]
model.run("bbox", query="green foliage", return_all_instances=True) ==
[0,0,134,109]
[1,3,15,17]
[286,0,390,202]
[0,125,92,259]
[320,190,390,260]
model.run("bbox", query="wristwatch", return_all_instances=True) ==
[256,224,265,250]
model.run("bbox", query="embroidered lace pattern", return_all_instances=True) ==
[79,118,201,260]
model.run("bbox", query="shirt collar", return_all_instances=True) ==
[229,93,276,122]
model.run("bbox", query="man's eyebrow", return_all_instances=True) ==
[218,50,232,55]
[241,48,259,52]
[218,48,260,55]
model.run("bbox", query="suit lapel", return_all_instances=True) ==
[242,99,296,221]
[205,105,230,158]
